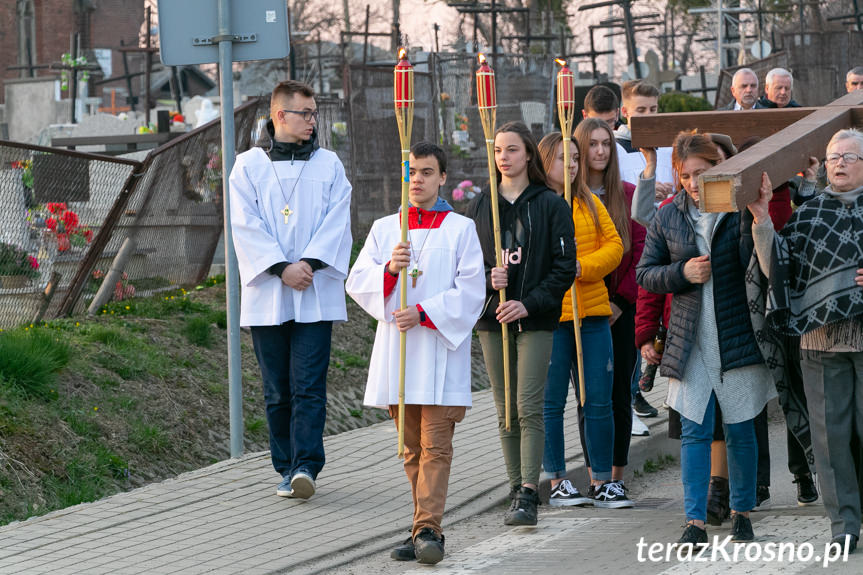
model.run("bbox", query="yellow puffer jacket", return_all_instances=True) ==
[560,195,623,321]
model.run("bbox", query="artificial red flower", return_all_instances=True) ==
[28,255,39,269]
[57,234,70,252]
[62,210,79,230]
[83,229,93,242]
[46,217,57,231]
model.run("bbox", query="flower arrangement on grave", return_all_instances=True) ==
[60,53,90,91]
[10,160,33,190]
[451,179,480,203]
[205,147,222,193]
[454,112,469,131]
[91,269,136,301]
[34,203,94,252]
[0,242,40,280]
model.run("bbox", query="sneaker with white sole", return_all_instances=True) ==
[592,481,634,508]
[631,412,650,436]
[276,476,292,497]
[290,470,316,499]
[549,479,592,507]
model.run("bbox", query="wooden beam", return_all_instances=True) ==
[699,107,853,212]
[699,90,863,212]
[629,107,817,148]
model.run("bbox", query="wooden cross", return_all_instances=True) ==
[409,267,422,288]
[281,204,294,224]
[629,90,863,212]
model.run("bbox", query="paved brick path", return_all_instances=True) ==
[0,384,672,575]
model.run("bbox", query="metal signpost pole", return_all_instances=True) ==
[216,0,244,459]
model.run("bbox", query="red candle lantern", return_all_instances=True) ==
[394,48,414,109]
[556,58,575,110]
[476,53,496,110]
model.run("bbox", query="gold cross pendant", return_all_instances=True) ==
[281,203,294,224]
[409,266,422,288]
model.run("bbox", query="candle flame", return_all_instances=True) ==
[398,47,407,60]
[478,53,487,66]
[555,58,567,68]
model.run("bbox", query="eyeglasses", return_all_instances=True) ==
[826,152,862,165]
[279,109,319,123]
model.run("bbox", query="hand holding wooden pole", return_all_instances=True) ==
[394,47,414,458]
[556,58,586,407]
[476,54,511,431]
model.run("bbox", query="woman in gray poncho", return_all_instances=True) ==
[751,128,863,555]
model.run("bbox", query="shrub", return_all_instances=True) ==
[183,316,213,348]
[0,329,70,399]
[658,92,713,113]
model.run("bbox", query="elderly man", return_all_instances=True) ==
[847,67,863,93]
[723,68,763,110]
[758,68,801,108]
[751,129,863,554]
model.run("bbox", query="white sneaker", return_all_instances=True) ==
[549,479,592,507]
[290,471,316,499]
[631,412,650,436]
[592,481,634,509]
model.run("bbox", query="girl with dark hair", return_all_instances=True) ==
[467,122,578,526]
[573,117,646,506]
[537,132,623,507]
[637,131,774,544]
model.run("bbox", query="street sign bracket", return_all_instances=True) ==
[193,33,258,46]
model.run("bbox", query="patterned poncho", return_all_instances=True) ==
[765,186,863,346]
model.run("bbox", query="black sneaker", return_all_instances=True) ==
[706,476,730,526]
[390,536,415,561]
[633,392,659,418]
[731,513,755,542]
[755,484,770,508]
[677,523,708,545]
[549,479,592,507]
[413,528,445,565]
[794,473,819,506]
[830,533,858,554]
[504,486,539,526]
[592,481,634,508]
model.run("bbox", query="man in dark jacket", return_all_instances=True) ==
[758,68,802,108]
[722,68,765,110]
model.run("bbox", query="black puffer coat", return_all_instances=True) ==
[467,183,578,332]
[635,192,763,380]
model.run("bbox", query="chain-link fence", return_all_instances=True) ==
[0,143,140,328]
[0,98,267,328]
[343,54,560,232]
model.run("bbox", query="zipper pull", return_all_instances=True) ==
[560,237,565,255]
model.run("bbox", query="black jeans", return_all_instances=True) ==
[251,321,332,480]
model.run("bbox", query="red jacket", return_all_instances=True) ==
[607,182,646,306]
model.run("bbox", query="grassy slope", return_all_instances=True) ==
[0,278,384,526]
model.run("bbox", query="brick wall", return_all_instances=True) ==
[1,0,145,106]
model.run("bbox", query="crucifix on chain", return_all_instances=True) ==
[409,266,422,288]
[281,204,294,224]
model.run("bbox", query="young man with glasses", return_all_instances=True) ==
[229,80,352,499]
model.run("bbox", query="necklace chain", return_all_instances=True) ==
[409,210,440,269]
[267,151,311,222]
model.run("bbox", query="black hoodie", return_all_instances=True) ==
[467,183,578,332]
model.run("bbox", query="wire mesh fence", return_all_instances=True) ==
[0,98,268,328]
[0,143,140,329]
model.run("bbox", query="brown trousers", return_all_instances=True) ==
[389,404,466,537]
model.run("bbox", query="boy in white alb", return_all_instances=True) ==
[229,80,352,500]
[346,142,484,565]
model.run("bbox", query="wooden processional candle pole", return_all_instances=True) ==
[556,58,586,407]
[476,53,511,431]
[393,48,414,458]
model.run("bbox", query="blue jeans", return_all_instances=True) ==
[543,318,614,481]
[251,321,332,480]
[681,392,757,522]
